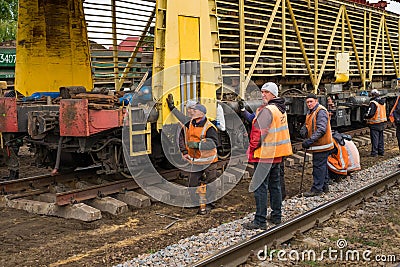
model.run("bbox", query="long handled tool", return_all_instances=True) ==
[299,149,307,195]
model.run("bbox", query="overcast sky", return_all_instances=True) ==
[384,0,400,13]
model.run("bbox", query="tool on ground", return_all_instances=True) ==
[299,149,308,196]
[156,212,183,229]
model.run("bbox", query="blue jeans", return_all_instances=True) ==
[311,150,331,193]
[253,162,282,226]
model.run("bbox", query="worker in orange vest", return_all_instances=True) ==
[327,131,349,181]
[364,89,387,157]
[243,82,293,230]
[301,93,334,197]
[328,132,361,181]
[167,97,219,215]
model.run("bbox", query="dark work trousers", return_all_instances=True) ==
[311,150,331,193]
[253,162,282,227]
[187,163,217,206]
[396,124,400,150]
[279,160,286,200]
[370,128,384,156]
[6,146,19,172]
[268,161,285,207]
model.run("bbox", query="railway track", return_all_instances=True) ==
[0,126,394,221]
[0,154,247,221]
[192,169,400,267]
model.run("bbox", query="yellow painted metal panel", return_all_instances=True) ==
[335,52,350,82]
[154,0,219,129]
[179,16,200,60]
[15,0,93,96]
[334,73,349,83]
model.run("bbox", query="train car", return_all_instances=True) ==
[0,0,399,176]
[0,45,16,86]
[0,45,152,89]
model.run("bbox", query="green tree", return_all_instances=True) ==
[0,0,18,42]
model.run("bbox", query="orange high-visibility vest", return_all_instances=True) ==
[253,105,293,159]
[344,140,361,172]
[389,96,400,123]
[327,138,349,175]
[186,119,218,165]
[366,100,387,124]
[305,105,334,152]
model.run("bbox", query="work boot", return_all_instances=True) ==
[303,191,322,197]
[242,221,267,230]
[7,170,19,180]
[267,217,281,225]
[323,185,329,193]
[197,207,207,215]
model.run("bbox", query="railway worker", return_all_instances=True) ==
[328,132,361,181]
[242,82,293,230]
[239,100,287,200]
[389,93,400,151]
[167,96,219,215]
[300,93,334,197]
[343,137,361,174]
[327,131,349,181]
[364,89,387,157]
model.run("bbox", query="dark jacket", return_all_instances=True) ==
[306,103,330,144]
[242,109,255,123]
[171,108,218,155]
[181,117,218,155]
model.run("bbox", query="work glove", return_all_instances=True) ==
[187,141,200,149]
[299,125,308,139]
[302,139,313,149]
[238,100,245,111]
[342,134,352,141]
[166,94,175,111]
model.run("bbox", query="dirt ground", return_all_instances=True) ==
[0,138,398,267]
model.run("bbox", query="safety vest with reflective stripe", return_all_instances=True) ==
[327,138,349,175]
[186,119,218,165]
[253,105,293,159]
[305,105,334,152]
[366,100,387,124]
[344,140,361,172]
[389,96,400,123]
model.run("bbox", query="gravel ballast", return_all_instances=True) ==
[116,156,400,267]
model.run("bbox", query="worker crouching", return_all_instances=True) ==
[327,131,361,181]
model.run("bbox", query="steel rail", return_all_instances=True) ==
[0,168,99,194]
[192,170,400,267]
[0,153,245,206]
[54,155,246,205]
[55,178,138,205]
